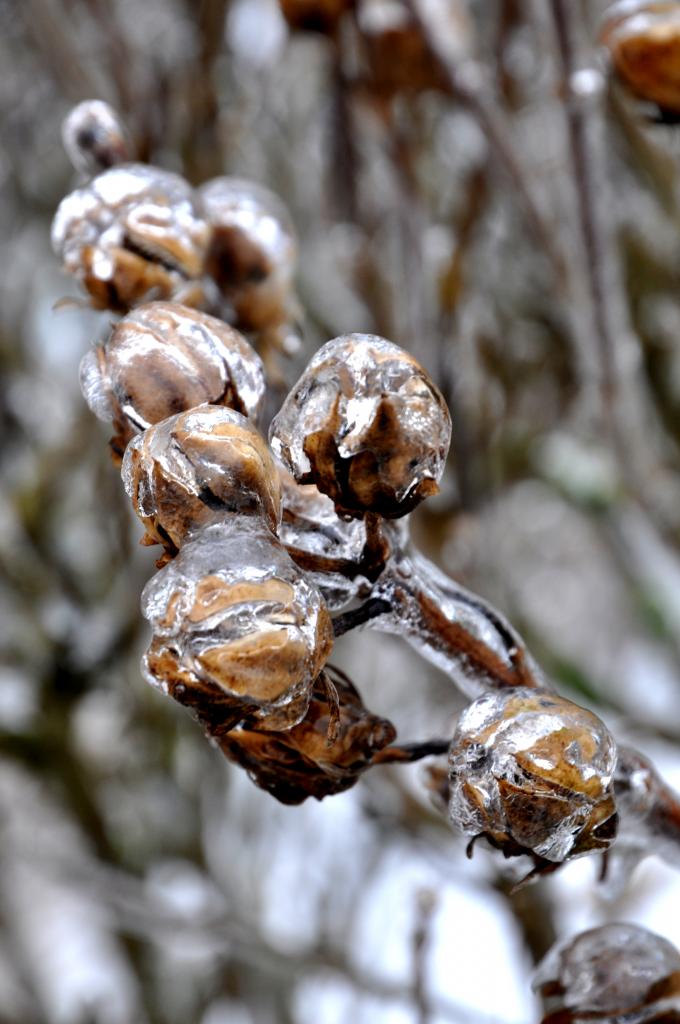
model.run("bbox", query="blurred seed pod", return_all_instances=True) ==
[62,99,132,177]
[599,1,680,117]
[199,177,298,337]
[279,0,354,34]
[448,688,618,867]
[122,405,281,557]
[51,163,211,312]
[533,923,680,1023]
[220,667,396,803]
[270,333,451,520]
[357,0,470,97]
[80,301,265,458]
[141,519,334,731]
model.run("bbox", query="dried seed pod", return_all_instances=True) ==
[279,0,354,33]
[270,333,451,520]
[220,668,396,803]
[80,301,265,457]
[122,405,281,557]
[600,1,680,117]
[448,688,618,866]
[199,177,297,334]
[62,99,131,177]
[534,923,680,1023]
[142,519,334,730]
[51,163,210,312]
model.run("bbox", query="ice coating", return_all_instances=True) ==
[600,1,680,114]
[141,519,334,730]
[270,334,452,519]
[79,301,265,454]
[62,99,131,176]
[220,669,396,803]
[122,405,281,556]
[51,163,210,311]
[534,923,680,1022]
[448,688,618,863]
[199,176,297,332]
[278,467,368,609]
[373,544,545,697]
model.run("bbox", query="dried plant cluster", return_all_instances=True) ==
[5,0,680,1020]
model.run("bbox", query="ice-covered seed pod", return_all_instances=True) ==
[51,163,210,312]
[199,177,297,334]
[141,520,334,730]
[122,405,281,556]
[270,334,451,520]
[279,0,354,33]
[220,669,396,803]
[599,2,680,117]
[80,301,265,456]
[448,688,618,865]
[358,0,469,96]
[533,923,680,1023]
[62,99,131,177]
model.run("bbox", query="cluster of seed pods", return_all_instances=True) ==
[52,95,680,1007]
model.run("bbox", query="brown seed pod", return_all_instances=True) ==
[270,333,451,520]
[533,923,680,1023]
[122,405,281,557]
[358,0,469,97]
[220,668,396,803]
[80,301,265,458]
[199,177,297,335]
[448,688,618,867]
[62,99,131,177]
[51,163,211,312]
[141,519,334,731]
[279,0,354,33]
[600,1,680,117]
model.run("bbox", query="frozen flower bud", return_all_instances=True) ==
[220,669,396,803]
[448,688,618,865]
[142,520,334,730]
[62,100,131,177]
[199,177,297,334]
[122,405,281,556]
[270,334,451,520]
[600,1,680,117]
[279,0,354,33]
[51,163,210,312]
[534,923,680,1023]
[80,301,265,456]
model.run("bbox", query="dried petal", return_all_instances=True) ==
[122,405,281,555]
[199,176,297,333]
[600,1,680,115]
[51,163,210,311]
[270,333,451,519]
[141,519,334,730]
[448,688,618,864]
[62,99,131,177]
[534,923,680,1023]
[80,301,265,455]
[220,668,396,803]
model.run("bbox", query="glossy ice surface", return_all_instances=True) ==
[448,688,618,862]
[141,519,333,729]
[200,176,297,331]
[270,334,451,519]
[534,923,680,1021]
[122,405,281,554]
[80,301,265,447]
[51,163,209,310]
